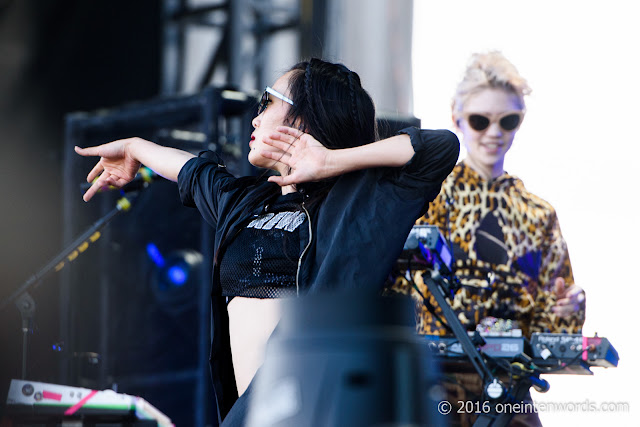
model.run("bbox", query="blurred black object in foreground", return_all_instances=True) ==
[247,291,444,427]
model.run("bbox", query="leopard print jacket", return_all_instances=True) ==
[385,161,585,338]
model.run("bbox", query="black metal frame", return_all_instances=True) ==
[161,0,312,95]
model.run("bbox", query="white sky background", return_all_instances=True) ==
[412,1,639,425]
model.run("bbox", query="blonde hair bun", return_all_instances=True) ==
[452,51,531,112]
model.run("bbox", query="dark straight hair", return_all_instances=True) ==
[285,58,378,150]
[284,58,379,205]
[213,59,379,265]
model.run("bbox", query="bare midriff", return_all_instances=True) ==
[227,297,283,396]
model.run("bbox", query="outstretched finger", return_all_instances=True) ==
[261,149,292,164]
[86,161,105,183]
[268,174,296,187]
[83,176,107,202]
[554,277,566,296]
[75,145,103,157]
[276,126,304,139]
[263,135,294,151]
[84,171,124,202]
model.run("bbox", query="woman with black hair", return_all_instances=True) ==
[75,58,459,425]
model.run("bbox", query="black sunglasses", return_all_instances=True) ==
[257,86,294,115]
[462,111,524,132]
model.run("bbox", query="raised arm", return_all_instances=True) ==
[261,126,416,186]
[75,137,195,202]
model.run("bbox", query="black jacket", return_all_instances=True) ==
[177,127,460,422]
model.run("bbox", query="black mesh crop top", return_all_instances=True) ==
[219,193,309,298]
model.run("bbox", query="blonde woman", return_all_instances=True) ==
[388,51,585,427]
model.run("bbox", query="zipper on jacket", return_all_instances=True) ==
[296,203,312,296]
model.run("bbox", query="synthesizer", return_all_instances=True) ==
[529,333,619,372]
[421,332,619,375]
[5,379,173,426]
[401,224,453,274]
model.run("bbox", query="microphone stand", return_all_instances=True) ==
[14,292,35,380]
[0,195,135,380]
[418,242,548,427]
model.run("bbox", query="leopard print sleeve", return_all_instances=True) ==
[530,208,586,334]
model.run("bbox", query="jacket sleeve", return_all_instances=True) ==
[304,128,459,293]
[387,127,460,201]
[177,150,236,227]
[530,209,586,334]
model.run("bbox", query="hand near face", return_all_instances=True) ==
[551,277,586,319]
[261,126,334,186]
[75,138,142,202]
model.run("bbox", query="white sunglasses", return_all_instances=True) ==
[258,86,294,114]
